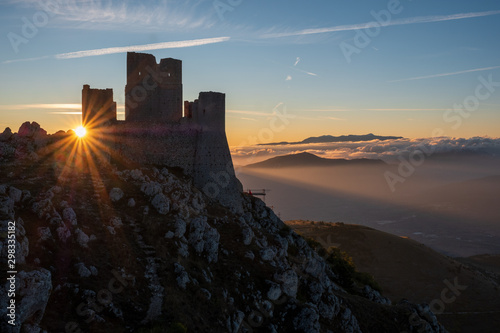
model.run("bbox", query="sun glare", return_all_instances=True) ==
[74,125,86,138]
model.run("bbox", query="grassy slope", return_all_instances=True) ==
[286,220,500,333]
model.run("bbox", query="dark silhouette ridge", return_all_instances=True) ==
[245,152,385,168]
[259,133,404,146]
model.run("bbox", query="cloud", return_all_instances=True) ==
[296,68,318,77]
[261,10,500,38]
[293,57,301,66]
[285,75,292,81]
[55,37,230,59]
[361,108,449,111]
[231,137,500,165]
[388,65,500,82]
[8,0,215,31]
[304,109,350,112]
[3,37,230,63]
[0,104,81,110]
[227,110,274,117]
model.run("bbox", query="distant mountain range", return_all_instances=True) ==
[245,152,385,168]
[259,133,403,146]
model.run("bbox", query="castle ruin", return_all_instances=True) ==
[82,52,242,210]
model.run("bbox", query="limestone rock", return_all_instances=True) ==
[110,216,123,228]
[109,187,124,202]
[18,121,47,138]
[174,218,186,238]
[75,262,92,277]
[274,270,298,298]
[62,207,77,226]
[8,186,22,203]
[0,269,51,333]
[151,193,170,215]
[188,217,220,263]
[56,225,71,243]
[75,228,90,248]
[293,307,320,333]
[174,263,190,289]
[266,282,282,301]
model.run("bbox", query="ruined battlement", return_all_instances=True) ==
[81,52,241,210]
[125,52,183,123]
[82,85,116,129]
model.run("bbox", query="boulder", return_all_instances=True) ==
[109,188,124,202]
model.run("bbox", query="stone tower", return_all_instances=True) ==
[81,85,116,129]
[125,52,182,123]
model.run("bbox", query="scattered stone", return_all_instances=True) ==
[75,263,92,278]
[62,207,77,226]
[109,187,124,202]
[174,263,190,289]
[75,228,90,248]
[8,186,22,203]
[56,225,71,243]
[267,282,282,301]
[174,218,186,238]
[110,216,123,228]
[151,193,169,215]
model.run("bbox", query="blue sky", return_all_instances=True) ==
[1,0,499,146]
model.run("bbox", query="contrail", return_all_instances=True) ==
[55,37,231,59]
[261,10,500,38]
[388,65,500,82]
[3,37,230,63]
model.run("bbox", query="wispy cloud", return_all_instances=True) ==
[362,108,449,111]
[304,109,350,112]
[261,10,500,38]
[294,57,301,66]
[48,112,82,115]
[3,37,230,63]
[388,65,500,82]
[323,117,346,121]
[227,110,274,117]
[9,0,215,31]
[0,104,81,110]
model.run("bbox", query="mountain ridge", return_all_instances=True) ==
[245,152,385,168]
[259,133,404,146]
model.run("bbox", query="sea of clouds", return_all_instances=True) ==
[231,136,500,166]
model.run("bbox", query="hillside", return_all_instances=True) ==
[245,152,385,168]
[259,134,403,146]
[0,123,449,332]
[286,220,500,333]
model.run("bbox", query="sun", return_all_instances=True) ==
[74,125,87,138]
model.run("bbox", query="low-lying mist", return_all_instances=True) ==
[236,154,500,257]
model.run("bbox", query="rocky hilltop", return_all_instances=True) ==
[0,122,447,332]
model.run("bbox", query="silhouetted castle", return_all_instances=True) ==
[82,52,242,209]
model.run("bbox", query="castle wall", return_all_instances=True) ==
[125,52,182,123]
[111,123,198,174]
[82,52,242,211]
[192,92,225,132]
[82,85,116,129]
